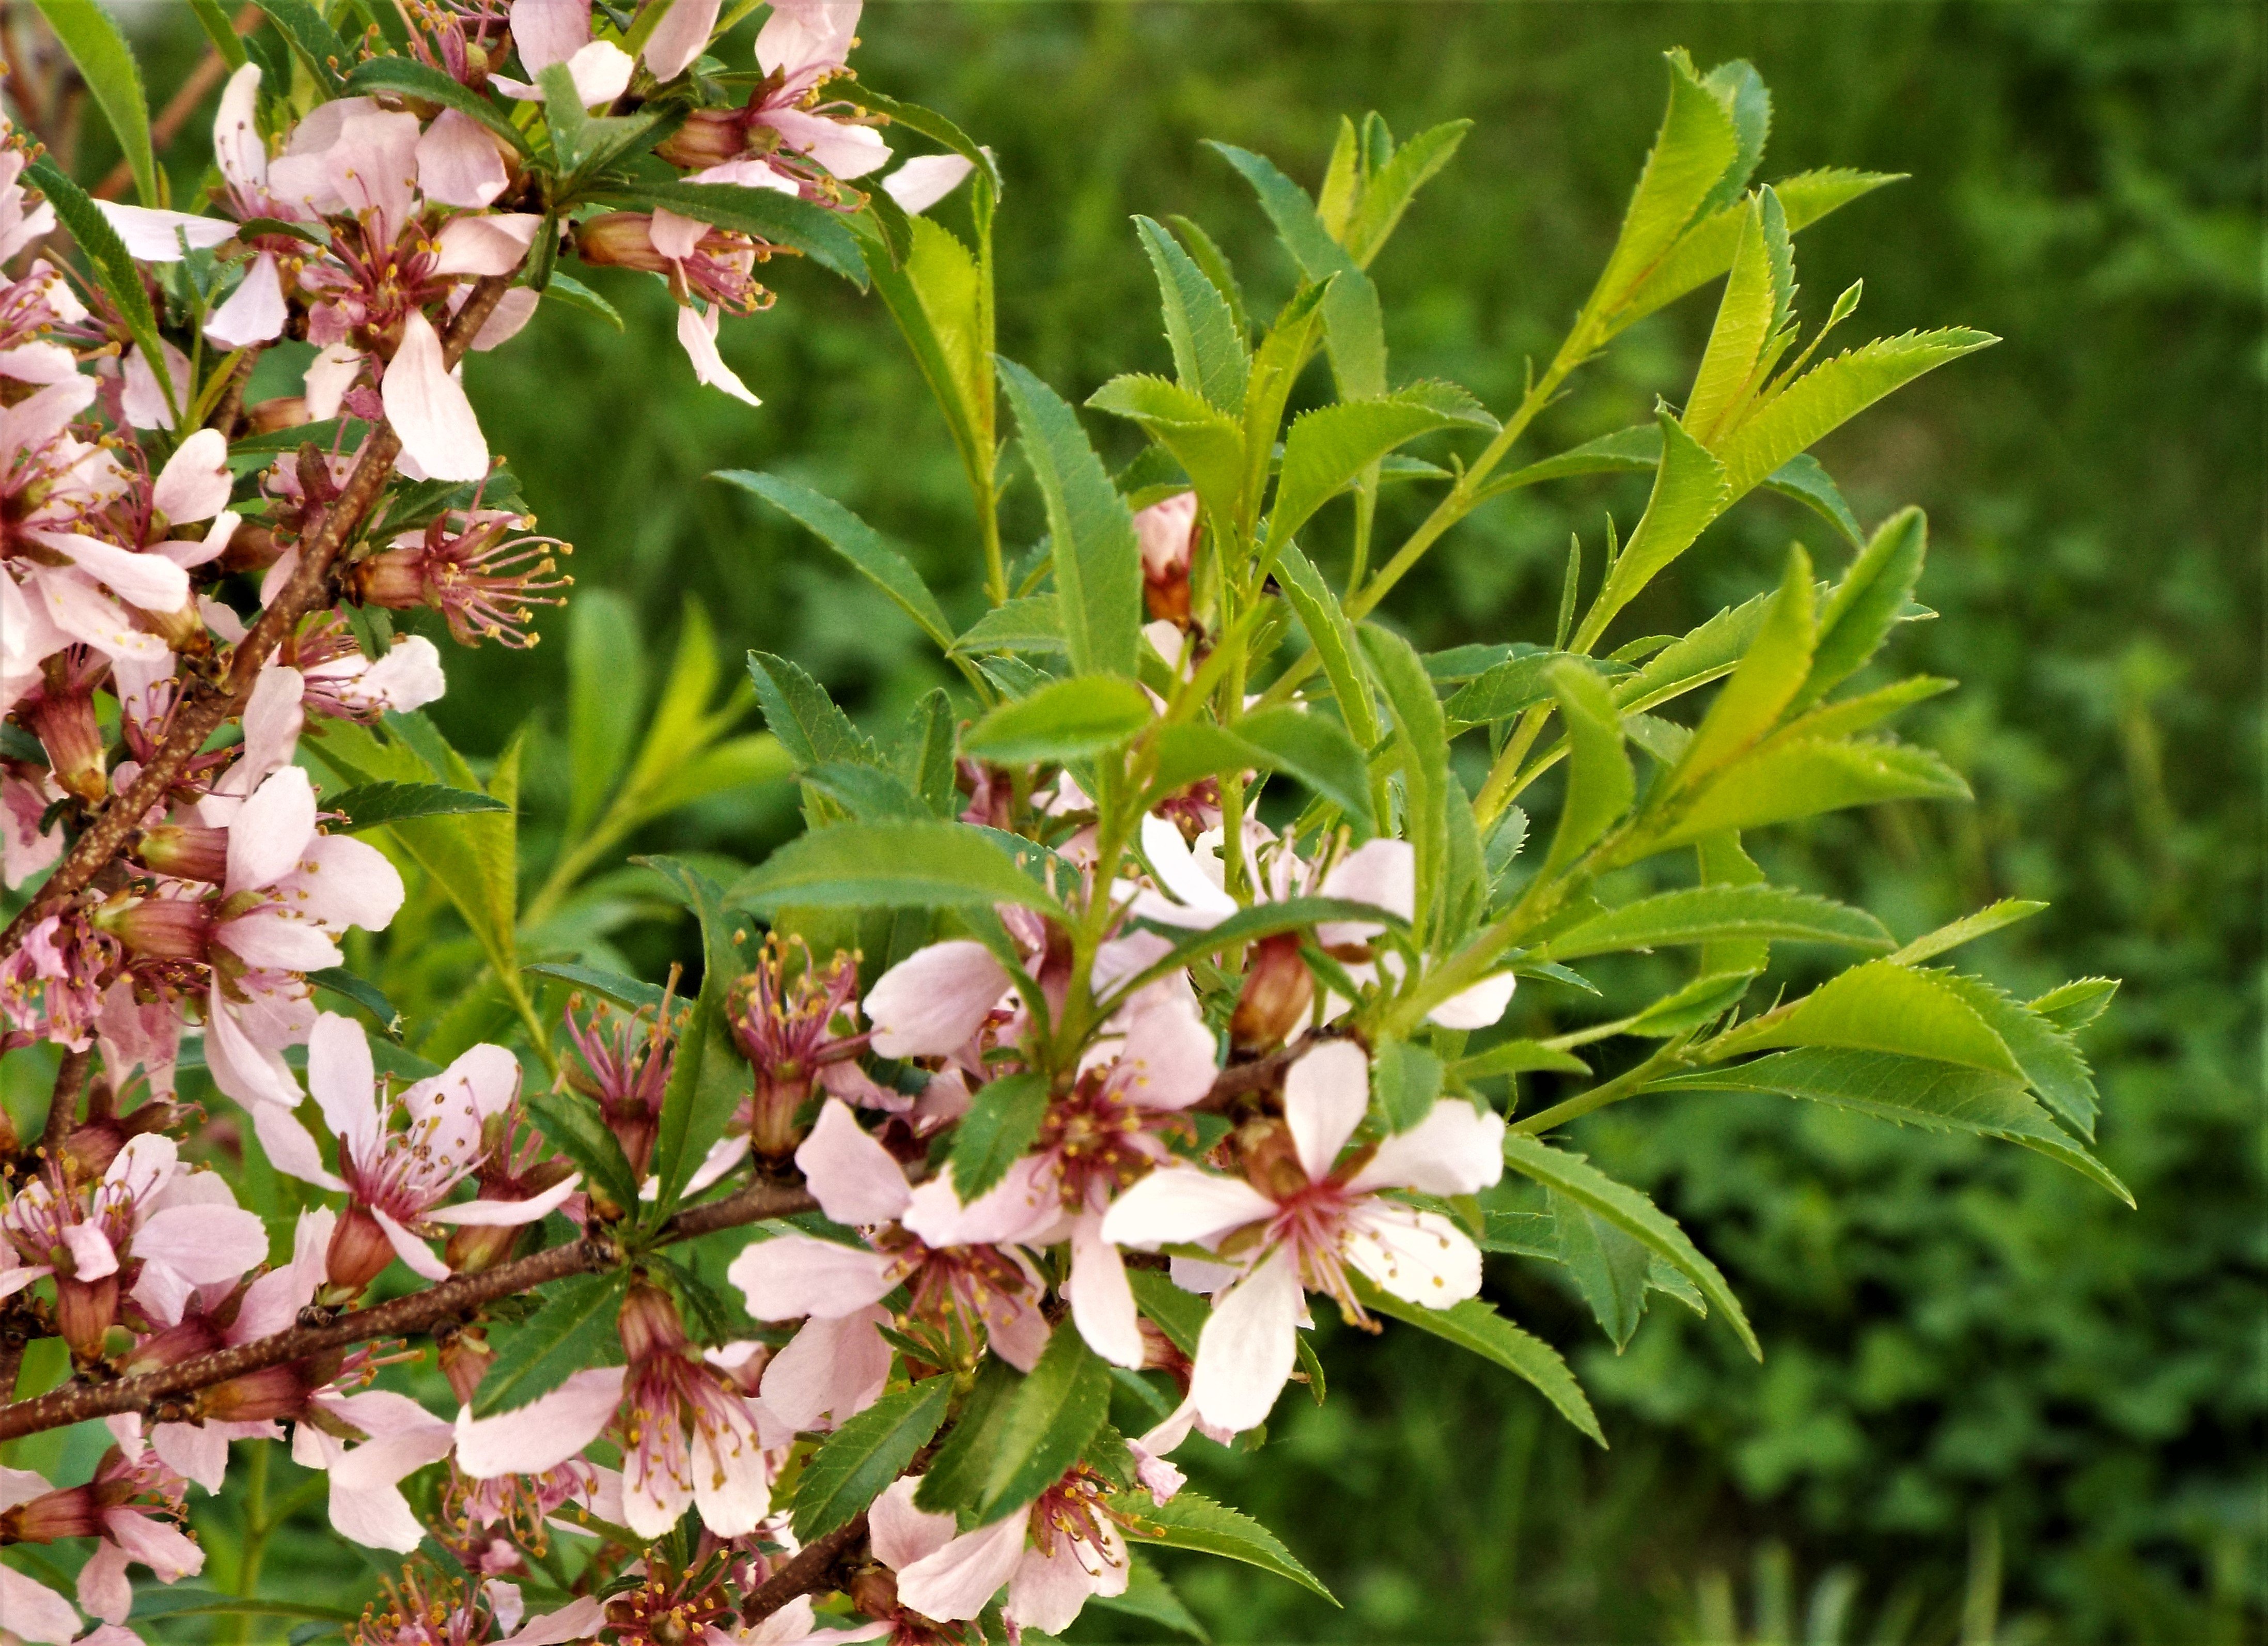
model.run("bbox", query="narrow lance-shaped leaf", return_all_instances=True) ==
[1343,118,1472,268]
[716,472,955,652]
[791,1377,953,1541]
[1264,385,1495,565]
[1350,1278,1606,1445]
[998,359,1141,678]
[1274,543,1381,751]
[1797,505,1927,709]
[949,1072,1050,1203]
[729,821,1068,917]
[1122,1490,1340,1603]
[1682,189,1789,445]
[1648,737,1970,852]
[1540,660,1634,878]
[566,589,645,838]
[1135,214,1247,413]
[322,782,510,833]
[1539,884,1889,961]
[969,1326,1113,1524]
[963,675,1152,765]
[1669,543,1816,787]
[35,0,156,206]
[1206,142,1386,399]
[1500,1135,1760,1358]
[1360,624,1450,939]
[1584,49,1742,329]
[1585,411,1732,644]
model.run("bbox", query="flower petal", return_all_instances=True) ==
[1283,1038,1369,1183]
[152,428,233,523]
[92,201,233,259]
[895,1511,1029,1622]
[1069,1212,1144,1369]
[1190,1245,1302,1435]
[794,1100,911,1225]
[759,1305,891,1433]
[1099,1167,1274,1252]
[415,109,509,208]
[204,252,288,348]
[868,1475,955,1572]
[426,1173,580,1225]
[133,1203,269,1284]
[640,0,722,78]
[225,765,316,895]
[865,940,1011,1057]
[454,1367,625,1479]
[727,1232,895,1321]
[370,1205,450,1282]
[381,308,488,483]
[1348,1097,1505,1197]
[883,153,975,215]
[1426,969,1518,1030]
[306,1011,379,1161]
[1342,1205,1483,1308]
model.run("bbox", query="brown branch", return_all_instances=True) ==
[0,1177,815,1441]
[90,5,261,202]
[742,1515,869,1623]
[39,1047,87,1154]
[1,272,519,954]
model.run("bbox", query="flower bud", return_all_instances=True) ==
[653,107,755,172]
[132,821,231,883]
[748,1063,809,1161]
[220,520,282,573]
[244,395,310,435]
[574,213,671,275]
[199,1363,310,1423]
[93,893,214,964]
[120,1315,225,1377]
[1,1483,102,1543]
[55,1272,119,1363]
[438,1328,494,1406]
[1135,490,1199,627]
[847,1570,901,1623]
[26,683,104,803]
[324,1204,400,1298]
[616,1282,689,1363]
[1229,933,1313,1052]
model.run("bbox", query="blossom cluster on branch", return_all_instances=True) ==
[0,9,2126,1644]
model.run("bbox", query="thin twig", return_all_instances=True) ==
[0,1177,815,1441]
[1,272,519,954]
[39,1047,87,1155]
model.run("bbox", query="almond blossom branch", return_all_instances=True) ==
[741,1512,870,1623]
[0,271,518,954]
[0,1175,815,1441]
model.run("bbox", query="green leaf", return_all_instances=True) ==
[1715,330,1998,498]
[1124,1267,1208,1359]
[1671,544,1817,786]
[1585,50,1743,327]
[1652,737,1969,849]
[252,0,348,92]
[1165,213,1248,341]
[791,1376,953,1540]
[1350,1278,1605,1445]
[729,821,1067,917]
[1932,972,2103,1139]
[601,180,868,288]
[323,781,510,833]
[963,674,1152,765]
[1613,593,1770,715]
[1092,1554,1213,1642]
[998,358,1142,678]
[1718,959,2022,1075]
[717,472,953,651]
[1540,884,1889,961]
[1264,385,1491,565]
[1233,704,1375,831]
[1344,118,1471,267]
[35,0,155,206]
[1500,1134,1759,1358]
[1447,651,1608,728]
[1623,971,1758,1037]
[799,762,929,822]
[1275,544,1381,751]
[839,83,1002,199]
[1552,1189,1654,1351]
[1208,142,1385,399]
[1371,1038,1444,1133]
[637,856,746,1214]
[1651,1049,2133,1205]
[636,734,792,819]
[1123,1489,1339,1603]
[1620,167,1901,327]
[1086,374,1246,525]
[1798,505,1927,709]
[565,589,644,838]
[914,1359,1019,1514]
[1695,60,1772,215]
[522,962,666,1015]
[1541,660,1635,878]
[1360,623,1452,938]
[26,159,171,415]
[949,1072,1051,1203]
[868,213,992,485]
[2029,977,2119,1033]
[1135,215,1247,413]
[541,268,623,329]
[1452,1039,1591,1081]
[1682,191,1789,445]
[1108,896,1404,1008]
[1887,897,2046,967]
[304,968,402,1041]
[968,1325,1112,1524]
[473,1270,630,1416]
[526,1091,642,1215]
[185,0,247,68]
[1588,411,1733,641]
[747,651,878,771]
[1760,452,1864,546]
[342,55,529,151]
[951,595,1065,656]
[115,1591,356,1625]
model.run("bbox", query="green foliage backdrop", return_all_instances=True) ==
[85,4,2263,1641]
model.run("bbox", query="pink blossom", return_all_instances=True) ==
[863,939,1012,1058]
[89,202,232,260]
[383,308,489,483]
[881,154,976,215]
[291,1388,457,1551]
[204,252,288,348]
[1102,1038,1503,1433]
[642,0,725,81]
[415,110,510,209]
[870,1468,1129,1632]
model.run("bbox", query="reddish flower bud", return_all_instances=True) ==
[439,1328,494,1406]
[26,680,105,803]
[616,1282,689,1363]
[199,1362,311,1423]
[93,893,214,964]
[653,107,756,173]
[131,821,231,883]
[1,1483,102,1543]
[1229,933,1315,1052]
[324,1204,401,1298]
[55,1271,119,1362]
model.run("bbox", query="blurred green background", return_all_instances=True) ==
[23,3,2267,1641]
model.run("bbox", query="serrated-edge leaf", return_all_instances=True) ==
[1588,49,1742,322]
[1590,410,1733,638]
[1542,660,1635,877]
[2028,976,2119,1033]
[472,1269,631,1416]
[1933,971,2102,1139]
[1107,895,1404,1010]
[1713,957,2022,1076]
[1275,543,1381,751]
[522,962,666,1015]
[306,967,404,1040]
[728,821,1067,916]
[324,780,510,832]
[972,1324,1112,1523]
[1541,884,1889,961]
[343,55,529,151]
[950,595,1064,656]
[1715,329,1997,497]
[949,1071,1050,1203]
[526,1090,640,1214]
[791,1376,952,1539]
[717,472,953,650]
[998,358,1141,678]
[35,0,156,205]
[1499,1134,1760,1359]
[1122,1488,1339,1602]
[1135,214,1247,413]
[1350,1278,1607,1443]
[1888,897,2047,966]
[1653,736,1970,849]
[962,675,1152,765]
